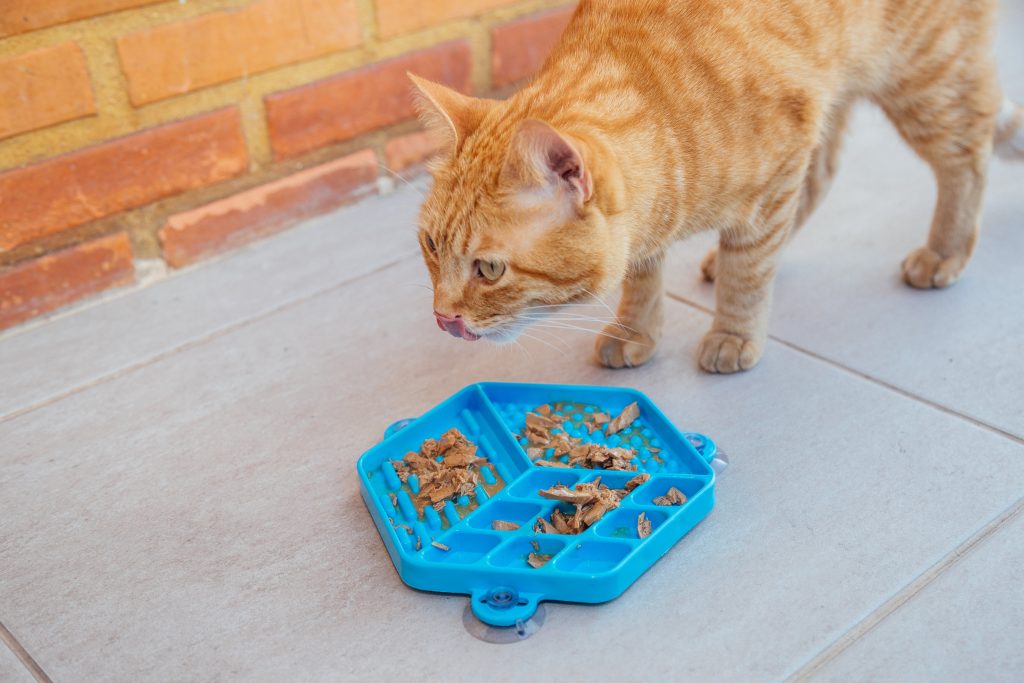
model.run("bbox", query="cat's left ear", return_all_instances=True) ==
[408,73,493,153]
[504,119,593,210]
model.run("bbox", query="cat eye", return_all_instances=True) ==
[425,234,437,254]
[475,259,506,282]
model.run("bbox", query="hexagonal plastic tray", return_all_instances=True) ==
[356,382,717,626]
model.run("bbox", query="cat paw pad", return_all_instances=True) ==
[697,331,762,373]
[901,246,968,289]
[595,326,658,369]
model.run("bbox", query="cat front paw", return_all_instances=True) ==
[697,330,762,373]
[595,325,658,369]
[901,246,968,289]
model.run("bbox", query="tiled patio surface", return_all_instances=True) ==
[2,7,1022,681]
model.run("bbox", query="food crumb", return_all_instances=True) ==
[527,552,553,568]
[653,486,687,506]
[399,428,494,513]
[533,480,627,534]
[567,443,636,471]
[520,402,644,472]
[535,459,570,468]
[605,402,640,436]
[637,512,652,539]
[491,520,520,531]
[624,473,650,491]
[534,516,558,534]
[431,541,449,551]
[587,412,610,433]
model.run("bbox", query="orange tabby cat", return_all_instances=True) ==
[412,0,1022,372]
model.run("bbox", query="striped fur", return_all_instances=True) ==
[412,0,1017,372]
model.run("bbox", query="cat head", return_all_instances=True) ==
[410,74,628,343]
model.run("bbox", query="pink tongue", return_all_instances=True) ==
[441,319,479,341]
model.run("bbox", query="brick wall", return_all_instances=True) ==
[0,0,575,332]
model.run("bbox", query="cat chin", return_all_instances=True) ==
[479,328,522,345]
[476,322,525,345]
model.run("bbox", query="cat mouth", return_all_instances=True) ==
[436,316,481,341]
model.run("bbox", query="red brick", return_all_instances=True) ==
[491,6,575,87]
[0,0,162,38]
[384,131,441,173]
[117,0,361,106]
[0,108,248,252]
[265,41,471,160]
[375,0,517,39]
[0,232,134,331]
[0,43,96,140]
[159,149,378,268]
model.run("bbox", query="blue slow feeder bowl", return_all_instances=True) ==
[357,382,717,627]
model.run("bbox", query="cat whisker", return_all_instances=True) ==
[524,324,573,352]
[511,338,533,362]
[378,163,424,196]
[518,329,569,357]
[521,314,639,335]
[530,326,573,352]
[529,321,648,346]
[523,313,621,324]
[519,309,614,319]
[578,288,619,320]
[519,299,635,333]
[520,303,613,311]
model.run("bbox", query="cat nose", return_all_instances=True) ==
[434,310,460,331]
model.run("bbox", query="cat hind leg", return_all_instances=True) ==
[880,46,1000,288]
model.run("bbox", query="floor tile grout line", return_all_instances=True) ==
[4,270,1015,439]
[0,622,51,683]
[783,495,1024,682]
[768,337,1024,446]
[0,253,420,427]
[664,291,1024,446]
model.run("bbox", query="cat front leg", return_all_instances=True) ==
[698,192,800,373]
[595,254,664,369]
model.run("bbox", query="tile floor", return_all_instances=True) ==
[2,6,1023,681]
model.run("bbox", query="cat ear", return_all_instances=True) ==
[408,73,492,152]
[504,119,593,209]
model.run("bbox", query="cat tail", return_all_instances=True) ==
[994,97,1024,161]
